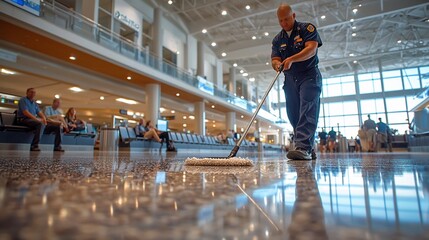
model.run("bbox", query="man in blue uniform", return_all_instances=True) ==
[271,3,323,160]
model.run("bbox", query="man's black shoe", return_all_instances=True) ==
[54,148,65,152]
[30,147,41,152]
[287,148,312,160]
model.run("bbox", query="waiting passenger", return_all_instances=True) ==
[327,128,336,153]
[65,107,86,132]
[44,99,69,133]
[137,118,175,151]
[363,114,377,152]
[17,88,64,152]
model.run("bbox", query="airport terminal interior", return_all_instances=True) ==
[0,0,429,239]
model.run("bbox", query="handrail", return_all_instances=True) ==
[38,0,283,123]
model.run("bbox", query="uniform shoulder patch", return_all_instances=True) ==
[307,24,315,33]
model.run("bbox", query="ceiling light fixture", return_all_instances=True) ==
[252,36,256,40]
[245,5,250,10]
[176,93,180,96]
[221,52,227,57]
[353,60,358,64]
[69,56,76,60]
[264,32,269,36]
[352,8,358,14]
[221,10,227,16]
[100,96,105,100]
[266,62,269,65]
[241,115,244,118]
[54,94,60,99]
[171,110,175,113]
[202,28,207,33]
[36,100,42,104]
[211,42,217,47]
[168,0,173,4]
[349,53,355,57]
[321,15,326,19]
[233,63,238,67]
[176,51,180,55]
[1,68,15,74]
[249,77,255,82]
[397,40,402,44]
[350,19,354,22]
[69,87,83,92]
[352,33,357,37]
[352,26,356,30]
[183,116,187,119]
[116,98,138,105]
[211,105,215,108]
[240,69,244,73]
[189,115,195,120]
[242,73,248,77]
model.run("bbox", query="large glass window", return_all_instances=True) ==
[383,70,403,91]
[402,68,421,89]
[98,0,113,30]
[358,72,381,94]
[360,99,385,114]
[419,66,429,87]
[323,75,356,97]
[385,97,407,112]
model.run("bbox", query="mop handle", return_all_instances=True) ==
[235,65,284,148]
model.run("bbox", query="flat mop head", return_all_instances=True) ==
[185,157,253,166]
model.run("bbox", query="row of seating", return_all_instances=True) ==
[0,111,97,151]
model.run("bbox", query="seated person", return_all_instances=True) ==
[17,88,64,152]
[137,118,174,151]
[44,98,69,133]
[65,107,86,132]
[135,118,161,142]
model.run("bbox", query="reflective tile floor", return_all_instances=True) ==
[0,150,428,240]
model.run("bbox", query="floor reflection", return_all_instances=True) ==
[0,151,427,239]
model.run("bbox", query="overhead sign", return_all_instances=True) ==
[4,0,40,16]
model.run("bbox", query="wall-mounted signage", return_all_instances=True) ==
[4,0,40,16]
[114,10,140,31]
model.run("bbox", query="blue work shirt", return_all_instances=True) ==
[17,97,40,119]
[376,122,388,134]
[318,131,327,140]
[271,21,322,75]
[328,130,336,140]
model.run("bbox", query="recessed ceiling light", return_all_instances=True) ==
[350,19,354,22]
[1,68,15,74]
[88,118,93,121]
[359,4,362,7]
[202,28,207,33]
[211,105,215,108]
[349,53,355,56]
[213,124,216,127]
[189,115,195,120]
[240,69,244,73]
[264,32,269,36]
[353,60,358,64]
[54,94,60,99]
[252,36,256,40]
[352,8,358,14]
[242,73,248,77]
[245,5,250,10]
[241,115,244,118]
[168,0,173,4]
[233,63,238,67]
[352,33,357,37]
[321,15,326,19]
[69,56,76,60]
[183,116,187,120]
[171,110,175,113]
[211,42,217,47]
[266,62,269,65]
[116,98,137,105]
[176,51,180,55]
[221,52,227,57]
[221,10,227,16]
[176,93,180,96]
[69,87,83,92]
[352,26,356,30]
[249,77,255,82]
[397,40,402,44]
[36,100,42,104]
[127,76,132,80]
[100,96,105,100]
[212,120,215,123]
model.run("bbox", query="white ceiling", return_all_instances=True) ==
[156,0,429,90]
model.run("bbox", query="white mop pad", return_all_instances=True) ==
[184,157,253,166]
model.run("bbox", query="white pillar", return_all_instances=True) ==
[152,8,163,68]
[229,67,236,95]
[279,129,285,146]
[197,41,205,77]
[194,101,205,135]
[145,84,160,124]
[215,60,223,89]
[226,112,236,132]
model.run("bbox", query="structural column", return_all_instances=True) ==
[229,67,236,95]
[145,84,161,124]
[197,41,205,77]
[152,8,163,69]
[226,112,236,132]
[279,129,284,146]
[194,101,206,135]
[215,60,223,89]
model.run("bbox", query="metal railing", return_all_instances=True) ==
[38,1,282,123]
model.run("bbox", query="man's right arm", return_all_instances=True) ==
[22,110,39,121]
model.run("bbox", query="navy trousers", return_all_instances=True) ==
[283,68,322,151]
[20,119,63,149]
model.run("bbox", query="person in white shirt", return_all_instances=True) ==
[44,99,69,133]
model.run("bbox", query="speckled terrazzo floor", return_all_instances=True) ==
[0,150,428,240]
